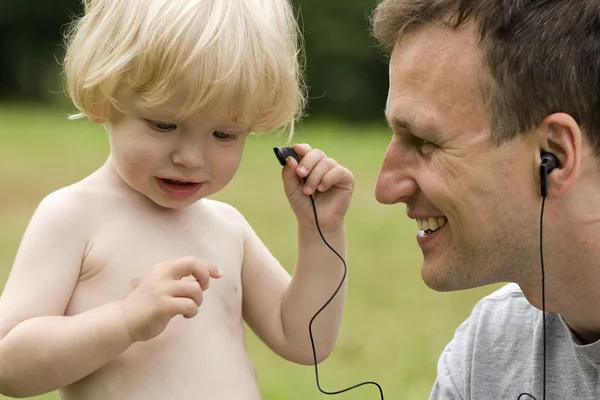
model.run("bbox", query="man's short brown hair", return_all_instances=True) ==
[371,0,600,154]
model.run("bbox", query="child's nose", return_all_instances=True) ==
[172,138,206,169]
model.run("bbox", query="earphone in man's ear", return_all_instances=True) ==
[540,152,559,197]
[519,151,559,400]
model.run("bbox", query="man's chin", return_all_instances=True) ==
[421,260,496,292]
[422,276,458,292]
[421,260,471,292]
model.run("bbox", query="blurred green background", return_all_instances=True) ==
[0,104,500,399]
[0,1,501,399]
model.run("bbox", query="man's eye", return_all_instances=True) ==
[213,131,236,141]
[415,137,437,154]
[416,138,431,148]
[146,120,177,132]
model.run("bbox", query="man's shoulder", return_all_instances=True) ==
[478,282,527,305]
[439,284,537,369]
[469,283,534,323]
[449,283,536,346]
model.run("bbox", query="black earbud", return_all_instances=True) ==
[540,151,559,197]
[273,146,300,166]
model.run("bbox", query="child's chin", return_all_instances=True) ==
[148,193,200,210]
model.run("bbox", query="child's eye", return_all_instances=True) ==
[146,120,177,132]
[213,131,236,141]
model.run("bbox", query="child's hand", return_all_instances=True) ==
[120,257,222,342]
[281,143,354,231]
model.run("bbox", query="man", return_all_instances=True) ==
[371,1,600,399]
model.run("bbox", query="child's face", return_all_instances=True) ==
[105,101,250,209]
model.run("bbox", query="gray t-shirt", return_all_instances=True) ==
[430,283,600,399]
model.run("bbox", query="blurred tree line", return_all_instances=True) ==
[0,0,390,122]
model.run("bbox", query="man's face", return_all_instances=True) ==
[105,96,250,210]
[375,24,542,291]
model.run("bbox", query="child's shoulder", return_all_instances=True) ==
[193,199,252,239]
[201,199,247,223]
[20,180,101,245]
[32,178,106,224]
[37,183,86,212]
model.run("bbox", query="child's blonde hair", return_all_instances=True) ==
[63,0,306,134]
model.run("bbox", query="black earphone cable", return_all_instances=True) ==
[280,147,552,400]
[517,195,548,400]
[306,193,385,399]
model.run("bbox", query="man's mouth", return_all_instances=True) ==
[416,217,448,234]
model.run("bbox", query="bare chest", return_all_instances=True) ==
[65,203,244,319]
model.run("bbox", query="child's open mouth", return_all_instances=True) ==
[156,178,204,199]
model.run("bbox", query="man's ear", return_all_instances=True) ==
[538,112,582,198]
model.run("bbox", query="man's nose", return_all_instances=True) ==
[375,140,418,204]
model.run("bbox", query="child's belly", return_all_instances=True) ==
[59,309,261,400]
[59,201,253,398]
[60,227,252,398]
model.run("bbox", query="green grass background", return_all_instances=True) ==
[0,103,501,399]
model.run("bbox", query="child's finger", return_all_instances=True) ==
[285,154,299,169]
[316,166,355,193]
[171,280,205,306]
[302,157,339,195]
[208,265,223,279]
[281,155,304,195]
[292,143,312,157]
[295,148,326,179]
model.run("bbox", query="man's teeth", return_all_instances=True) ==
[417,217,447,233]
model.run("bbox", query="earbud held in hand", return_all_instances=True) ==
[271,144,385,398]
[273,146,301,166]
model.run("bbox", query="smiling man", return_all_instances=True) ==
[371,0,600,399]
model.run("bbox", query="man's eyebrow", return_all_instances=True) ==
[386,114,421,135]
[392,118,417,132]
[385,111,439,139]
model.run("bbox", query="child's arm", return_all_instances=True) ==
[240,143,354,365]
[0,190,220,397]
[0,190,129,397]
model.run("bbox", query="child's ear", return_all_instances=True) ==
[86,115,105,124]
[88,117,104,125]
